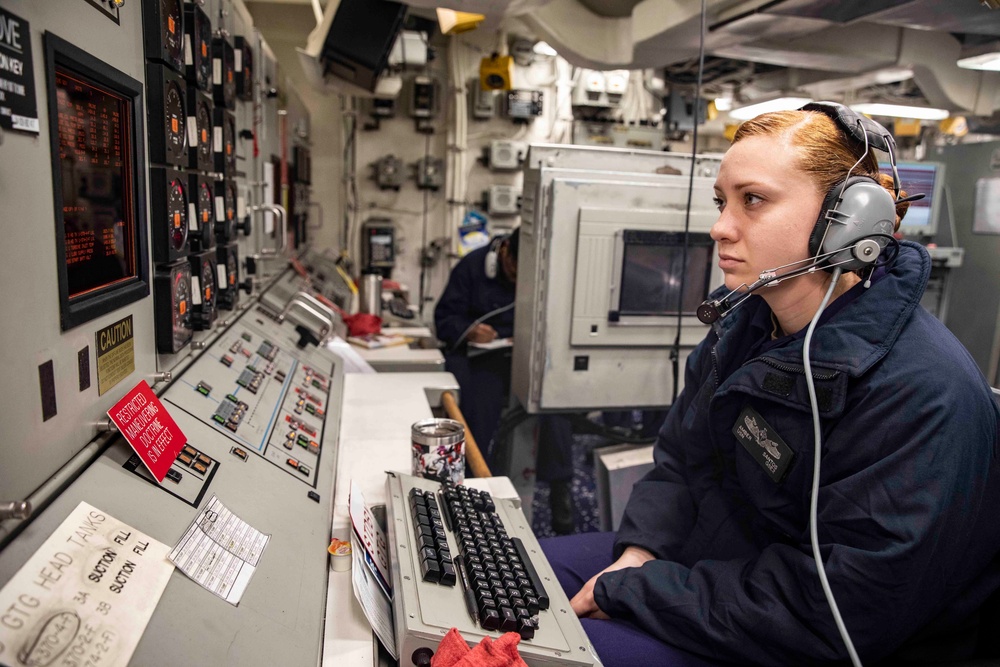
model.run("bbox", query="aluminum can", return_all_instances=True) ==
[411,418,465,484]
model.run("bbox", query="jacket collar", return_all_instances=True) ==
[711,241,930,379]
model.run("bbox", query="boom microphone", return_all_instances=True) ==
[696,238,883,324]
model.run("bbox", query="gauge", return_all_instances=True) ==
[147,65,188,167]
[143,0,184,73]
[185,4,212,92]
[189,251,218,330]
[154,261,193,354]
[212,37,236,110]
[213,108,236,175]
[164,81,186,160]
[150,167,189,262]
[187,90,212,172]
[168,177,187,251]
[187,173,215,251]
[214,179,236,242]
[235,36,254,102]
[216,243,241,311]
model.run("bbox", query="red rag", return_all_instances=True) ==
[430,628,529,667]
[344,313,382,337]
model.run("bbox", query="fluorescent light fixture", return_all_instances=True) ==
[958,52,1000,70]
[850,103,949,120]
[532,41,558,56]
[729,96,812,120]
[714,97,732,111]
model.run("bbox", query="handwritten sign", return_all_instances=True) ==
[0,502,174,667]
[107,381,186,483]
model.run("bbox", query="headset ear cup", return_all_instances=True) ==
[484,250,497,279]
[809,181,846,259]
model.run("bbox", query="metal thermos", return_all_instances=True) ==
[360,272,383,316]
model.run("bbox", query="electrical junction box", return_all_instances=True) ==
[375,155,405,190]
[504,89,543,120]
[604,70,629,104]
[410,76,438,118]
[415,156,445,190]
[488,185,520,216]
[573,70,607,107]
[489,140,523,171]
[470,79,495,119]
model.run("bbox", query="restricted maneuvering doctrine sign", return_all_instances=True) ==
[107,381,187,483]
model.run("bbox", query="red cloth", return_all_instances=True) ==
[344,313,382,337]
[430,628,529,667]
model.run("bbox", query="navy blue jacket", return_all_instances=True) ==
[595,242,1000,664]
[434,244,515,348]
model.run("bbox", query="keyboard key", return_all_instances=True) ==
[420,557,441,583]
[517,617,536,641]
[499,606,517,632]
[440,562,457,586]
[481,608,500,631]
[512,537,549,611]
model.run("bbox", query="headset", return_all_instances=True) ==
[696,101,922,325]
[483,234,506,280]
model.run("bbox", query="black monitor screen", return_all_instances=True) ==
[55,67,136,298]
[321,0,407,90]
[617,231,714,316]
[879,162,937,233]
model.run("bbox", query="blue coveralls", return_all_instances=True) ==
[543,242,1000,665]
[434,244,574,483]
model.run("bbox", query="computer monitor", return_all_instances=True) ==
[879,161,944,239]
[319,0,407,92]
[610,230,715,320]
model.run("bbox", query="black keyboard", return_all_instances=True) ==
[440,483,548,639]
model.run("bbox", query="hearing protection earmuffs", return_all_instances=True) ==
[484,235,506,280]
[800,102,900,272]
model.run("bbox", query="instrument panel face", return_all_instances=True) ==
[188,250,218,330]
[163,321,335,487]
[154,260,194,354]
[234,35,254,102]
[214,179,237,243]
[150,166,190,263]
[216,242,241,311]
[184,3,212,92]
[142,0,184,72]
[147,64,188,167]
[212,37,236,110]
[213,108,236,176]
[187,173,215,252]
[187,88,213,172]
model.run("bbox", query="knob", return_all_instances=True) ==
[239,278,254,295]
[245,256,258,275]
[235,214,252,237]
[0,501,32,521]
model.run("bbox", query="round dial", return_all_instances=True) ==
[200,260,216,309]
[196,100,212,166]
[226,252,238,289]
[224,115,235,172]
[242,46,253,96]
[195,15,212,90]
[164,81,186,159]
[167,178,188,251]
[173,268,191,334]
[224,53,236,105]
[225,181,237,225]
[161,0,183,64]
[197,181,213,231]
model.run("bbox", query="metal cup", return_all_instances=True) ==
[411,418,465,484]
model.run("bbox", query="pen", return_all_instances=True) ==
[455,554,479,627]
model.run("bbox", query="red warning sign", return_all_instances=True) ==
[107,380,187,482]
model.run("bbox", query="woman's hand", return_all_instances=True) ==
[467,324,497,344]
[570,546,655,619]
